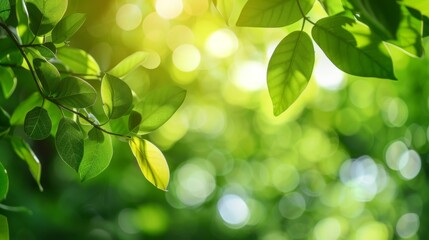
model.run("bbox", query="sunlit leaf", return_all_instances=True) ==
[78,128,112,181]
[57,47,100,75]
[0,215,8,240]
[52,13,86,43]
[267,31,314,116]
[0,67,17,99]
[237,0,315,27]
[26,0,68,35]
[55,118,84,171]
[101,74,133,119]
[10,93,43,125]
[312,16,396,79]
[0,108,10,138]
[33,58,60,95]
[34,45,56,59]
[0,161,8,201]
[24,107,52,140]
[134,86,186,134]
[108,51,148,78]
[0,0,10,21]
[401,0,429,18]
[129,137,169,190]
[16,0,34,44]
[319,0,344,16]
[53,76,97,108]
[10,137,43,191]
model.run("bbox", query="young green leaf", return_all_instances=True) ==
[0,67,17,99]
[128,111,142,133]
[78,128,113,181]
[134,86,186,134]
[0,108,10,138]
[10,137,43,191]
[268,31,314,116]
[24,107,52,140]
[53,76,97,108]
[10,93,43,125]
[312,16,396,80]
[129,137,169,191]
[55,118,84,172]
[101,74,133,119]
[52,13,86,43]
[0,215,8,240]
[0,0,10,21]
[0,161,8,201]
[237,0,315,27]
[57,47,100,75]
[108,51,148,78]
[33,58,60,95]
[25,0,68,36]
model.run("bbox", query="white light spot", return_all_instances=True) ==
[205,29,238,58]
[396,213,419,238]
[217,194,250,228]
[398,150,421,180]
[156,0,183,19]
[314,49,344,90]
[173,44,201,72]
[382,98,408,127]
[233,61,267,91]
[385,141,408,171]
[116,4,142,31]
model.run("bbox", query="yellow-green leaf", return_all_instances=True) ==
[129,137,169,191]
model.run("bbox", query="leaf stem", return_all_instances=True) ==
[296,0,316,25]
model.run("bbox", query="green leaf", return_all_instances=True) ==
[16,0,35,44]
[26,0,68,36]
[24,107,52,140]
[10,93,43,125]
[55,118,84,171]
[33,58,60,95]
[0,67,17,99]
[0,0,10,21]
[53,76,97,108]
[319,0,344,16]
[101,74,133,119]
[0,108,10,138]
[10,137,43,191]
[0,215,8,240]
[0,161,8,201]
[108,51,148,78]
[237,0,315,27]
[401,0,429,18]
[312,16,396,80]
[78,128,112,181]
[52,13,86,43]
[128,110,142,133]
[267,31,314,116]
[34,45,56,59]
[57,47,100,75]
[129,137,169,191]
[134,86,186,134]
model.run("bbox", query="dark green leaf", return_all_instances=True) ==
[268,31,314,116]
[312,16,396,79]
[53,76,97,108]
[101,74,133,119]
[11,137,43,191]
[57,47,100,75]
[0,215,8,240]
[34,45,56,59]
[128,111,142,133]
[33,58,60,95]
[129,137,170,191]
[0,67,17,99]
[52,13,86,43]
[26,0,68,35]
[24,107,52,140]
[237,0,315,27]
[55,118,84,171]
[10,93,43,125]
[134,86,186,134]
[78,128,112,181]
[108,52,148,78]
[0,0,10,21]
[0,162,8,201]
[0,108,10,138]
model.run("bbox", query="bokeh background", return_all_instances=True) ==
[1,0,429,239]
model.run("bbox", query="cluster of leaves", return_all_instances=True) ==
[0,0,185,235]
[213,0,428,116]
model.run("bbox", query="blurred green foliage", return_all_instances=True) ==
[1,0,429,239]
